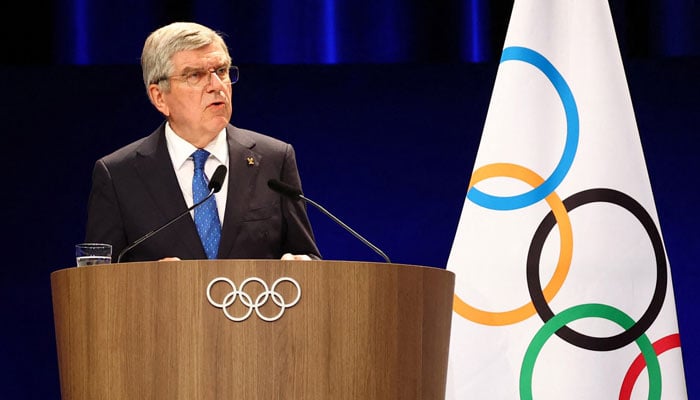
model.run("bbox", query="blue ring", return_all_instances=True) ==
[468,46,579,210]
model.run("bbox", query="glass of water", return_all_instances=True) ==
[75,243,112,267]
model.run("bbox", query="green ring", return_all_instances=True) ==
[519,303,661,399]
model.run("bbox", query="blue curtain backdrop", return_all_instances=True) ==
[35,0,698,65]
[1,0,698,398]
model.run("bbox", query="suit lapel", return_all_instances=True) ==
[218,125,262,258]
[132,124,205,259]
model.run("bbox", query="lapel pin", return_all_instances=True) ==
[246,156,255,166]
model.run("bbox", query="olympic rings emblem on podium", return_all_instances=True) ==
[206,276,301,322]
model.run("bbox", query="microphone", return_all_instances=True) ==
[267,179,391,263]
[116,165,227,263]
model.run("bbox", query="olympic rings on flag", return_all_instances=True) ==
[453,45,679,398]
[206,276,301,322]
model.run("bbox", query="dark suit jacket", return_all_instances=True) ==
[85,122,320,262]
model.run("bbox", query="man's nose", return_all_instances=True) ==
[206,71,226,89]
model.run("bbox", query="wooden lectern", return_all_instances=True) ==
[51,260,455,399]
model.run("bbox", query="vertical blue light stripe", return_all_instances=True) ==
[462,0,488,62]
[269,0,287,63]
[469,0,484,62]
[323,0,338,63]
[73,0,89,64]
[661,1,691,56]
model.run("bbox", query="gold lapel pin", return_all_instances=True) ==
[246,156,255,166]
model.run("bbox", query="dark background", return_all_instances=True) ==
[1,1,698,398]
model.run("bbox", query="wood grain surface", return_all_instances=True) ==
[51,260,455,399]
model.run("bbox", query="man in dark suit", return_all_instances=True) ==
[85,22,320,262]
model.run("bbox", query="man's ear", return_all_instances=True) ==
[147,84,170,116]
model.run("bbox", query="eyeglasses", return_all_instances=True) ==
[157,65,239,88]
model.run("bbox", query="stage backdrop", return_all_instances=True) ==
[1,3,699,398]
[0,60,698,399]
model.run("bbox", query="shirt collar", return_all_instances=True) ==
[165,122,229,171]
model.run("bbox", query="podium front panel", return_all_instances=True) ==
[51,260,455,400]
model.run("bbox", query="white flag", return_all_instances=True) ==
[445,1,688,399]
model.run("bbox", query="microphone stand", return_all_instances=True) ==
[116,189,216,263]
[300,194,391,263]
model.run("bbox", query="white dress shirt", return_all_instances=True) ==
[165,122,229,224]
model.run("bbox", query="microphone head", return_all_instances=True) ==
[208,165,227,193]
[267,179,302,199]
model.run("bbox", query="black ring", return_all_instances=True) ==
[527,188,667,351]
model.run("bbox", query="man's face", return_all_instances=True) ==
[149,43,233,146]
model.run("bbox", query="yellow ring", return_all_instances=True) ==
[453,163,573,325]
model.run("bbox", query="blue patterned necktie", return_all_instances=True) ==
[192,149,221,259]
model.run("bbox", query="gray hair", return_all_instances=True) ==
[141,22,231,92]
